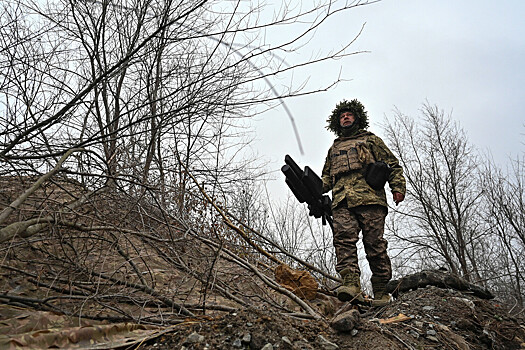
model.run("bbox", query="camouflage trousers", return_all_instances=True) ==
[332,204,392,281]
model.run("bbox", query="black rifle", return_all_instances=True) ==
[281,155,333,231]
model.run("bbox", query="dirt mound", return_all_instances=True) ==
[1,180,524,349]
[135,286,525,350]
[2,263,524,349]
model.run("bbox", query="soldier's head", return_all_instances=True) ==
[326,99,369,136]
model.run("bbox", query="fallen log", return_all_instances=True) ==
[385,269,494,299]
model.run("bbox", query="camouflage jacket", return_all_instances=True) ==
[321,130,406,209]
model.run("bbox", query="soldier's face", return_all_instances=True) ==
[340,111,355,127]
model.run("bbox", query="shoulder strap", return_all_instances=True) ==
[364,136,379,162]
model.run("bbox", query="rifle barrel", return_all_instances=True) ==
[284,155,303,178]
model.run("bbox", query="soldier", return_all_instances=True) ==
[321,99,406,306]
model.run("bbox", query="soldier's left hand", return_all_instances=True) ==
[393,192,404,205]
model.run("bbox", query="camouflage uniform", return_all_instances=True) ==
[322,129,406,280]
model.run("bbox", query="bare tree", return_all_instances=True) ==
[383,104,486,282]
[481,156,525,312]
[1,0,369,210]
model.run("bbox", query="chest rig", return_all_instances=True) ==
[329,136,372,178]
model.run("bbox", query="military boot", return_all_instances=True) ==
[336,270,364,303]
[371,276,391,307]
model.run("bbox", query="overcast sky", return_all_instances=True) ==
[252,0,525,200]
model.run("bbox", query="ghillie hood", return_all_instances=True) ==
[326,99,369,136]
